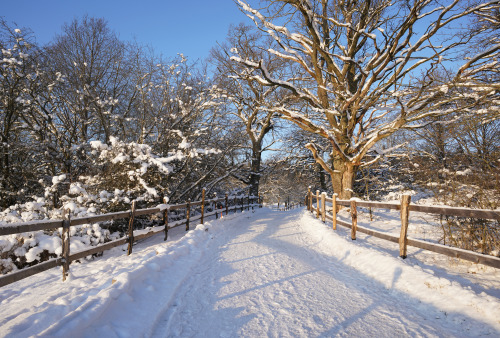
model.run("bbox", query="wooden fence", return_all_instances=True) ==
[0,189,261,288]
[276,201,303,211]
[305,188,500,269]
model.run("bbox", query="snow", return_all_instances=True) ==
[111,153,129,163]
[90,140,108,151]
[456,168,472,176]
[157,203,169,211]
[69,183,87,195]
[0,208,498,336]
[52,174,66,185]
[25,234,61,263]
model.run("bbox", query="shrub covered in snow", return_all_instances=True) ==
[0,134,224,274]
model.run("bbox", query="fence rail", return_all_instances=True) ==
[0,190,261,288]
[306,188,500,269]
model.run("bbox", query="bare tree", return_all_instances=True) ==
[209,24,284,197]
[0,20,41,207]
[122,51,244,203]
[279,126,331,192]
[234,0,500,199]
[44,16,130,144]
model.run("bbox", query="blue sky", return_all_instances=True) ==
[1,0,248,61]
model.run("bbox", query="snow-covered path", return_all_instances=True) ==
[149,209,499,337]
[1,208,499,337]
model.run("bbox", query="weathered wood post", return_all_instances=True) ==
[163,198,169,241]
[316,190,320,219]
[201,189,206,224]
[321,192,326,222]
[307,187,311,211]
[61,209,70,281]
[213,199,217,219]
[307,186,313,212]
[241,196,244,212]
[186,199,191,231]
[350,199,357,240]
[247,194,250,211]
[399,194,411,258]
[127,201,136,255]
[332,194,337,230]
[225,193,229,215]
[234,196,237,213]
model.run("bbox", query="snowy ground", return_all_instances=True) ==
[0,207,499,337]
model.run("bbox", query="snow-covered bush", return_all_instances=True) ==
[0,223,117,274]
[68,137,175,210]
[0,192,117,273]
[0,134,222,274]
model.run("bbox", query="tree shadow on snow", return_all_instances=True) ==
[335,212,500,299]
[204,208,498,337]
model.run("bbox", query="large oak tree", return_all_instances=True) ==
[235,0,500,199]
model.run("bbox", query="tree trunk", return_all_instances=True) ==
[332,157,357,200]
[317,163,328,192]
[0,145,10,208]
[249,143,262,198]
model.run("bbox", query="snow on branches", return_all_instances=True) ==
[235,0,500,198]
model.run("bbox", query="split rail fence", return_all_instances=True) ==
[305,188,500,269]
[0,189,261,288]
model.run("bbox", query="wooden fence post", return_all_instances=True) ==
[399,194,411,258]
[61,209,70,281]
[316,190,320,219]
[234,196,237,213]
[307,187,311,211]
[307,187,312,212]
[350,199,357,240]
[201,189,206,224]
[241,196,244,212]
[163,198,169,241]
[127,201,136,255]
[211,194,216,219]
[332,194,337,230]
[306,190,309,211]
[321,192,326,222]
[186,199,191,231]
[225,193,229,215]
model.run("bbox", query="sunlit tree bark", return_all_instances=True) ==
[235,0,500,199]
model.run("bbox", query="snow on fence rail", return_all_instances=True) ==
[305,188,500,269]
[0,189,261,288]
